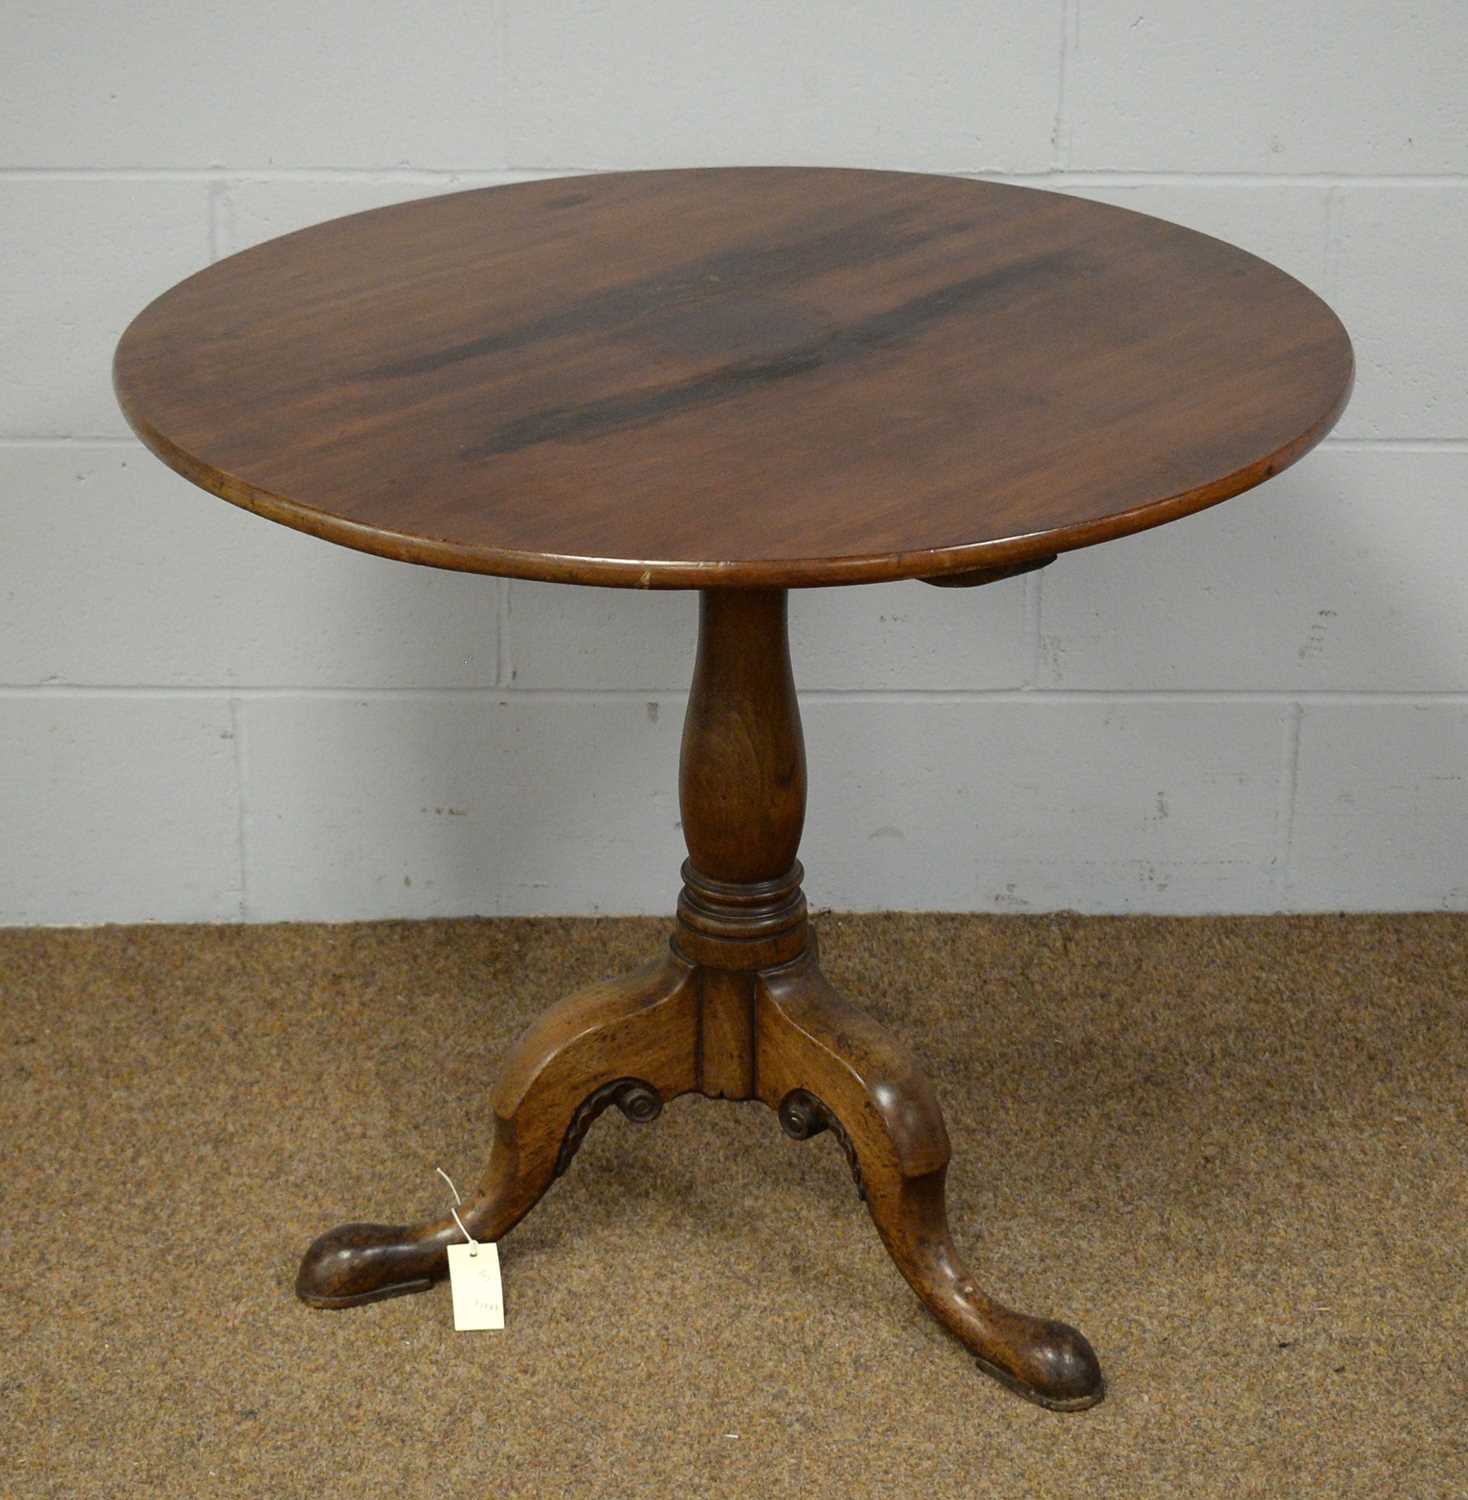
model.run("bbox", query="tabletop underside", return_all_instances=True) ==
[113,167,1353,588]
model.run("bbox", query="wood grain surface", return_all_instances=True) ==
[114,168,1352,588]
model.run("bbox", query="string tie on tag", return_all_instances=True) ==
[436,1166,478,1257]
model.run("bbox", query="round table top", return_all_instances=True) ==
[114,168,1352,590]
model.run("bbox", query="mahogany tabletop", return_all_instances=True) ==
[114,168,1352,589]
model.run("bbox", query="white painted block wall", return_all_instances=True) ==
[3,2,1466,923]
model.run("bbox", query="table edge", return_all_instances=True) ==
[114,347,1353,590]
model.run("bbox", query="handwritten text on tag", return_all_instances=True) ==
[447,1241,504,1331]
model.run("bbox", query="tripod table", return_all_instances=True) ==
[114,167,1353,1411]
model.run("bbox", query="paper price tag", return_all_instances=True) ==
[447,1241,504,1331]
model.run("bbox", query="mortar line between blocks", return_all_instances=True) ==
[1323,183,1345,298]
[1322,439,1468,452]
[5,166,1468,186]
[0,437,138,447]
[205,179,222,263]
[229,696,251,920]
[6,686,1468,706]
[495,0,511,159]
[1275,702,1304,910]
[496,580,511,687]
[995,170,1468,189]
[1023,566,1044,688]
[1053,0,1078,172]
[0,166,564,183]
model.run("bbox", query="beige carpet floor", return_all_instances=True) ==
[2,913,1464,1498]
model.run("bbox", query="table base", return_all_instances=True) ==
[295,590,1103,1413]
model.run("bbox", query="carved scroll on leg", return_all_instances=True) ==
[757,951,1104,1412]
[778,1088,865,1200]
[296,954,697,1308]
[555,1077,663,1177]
